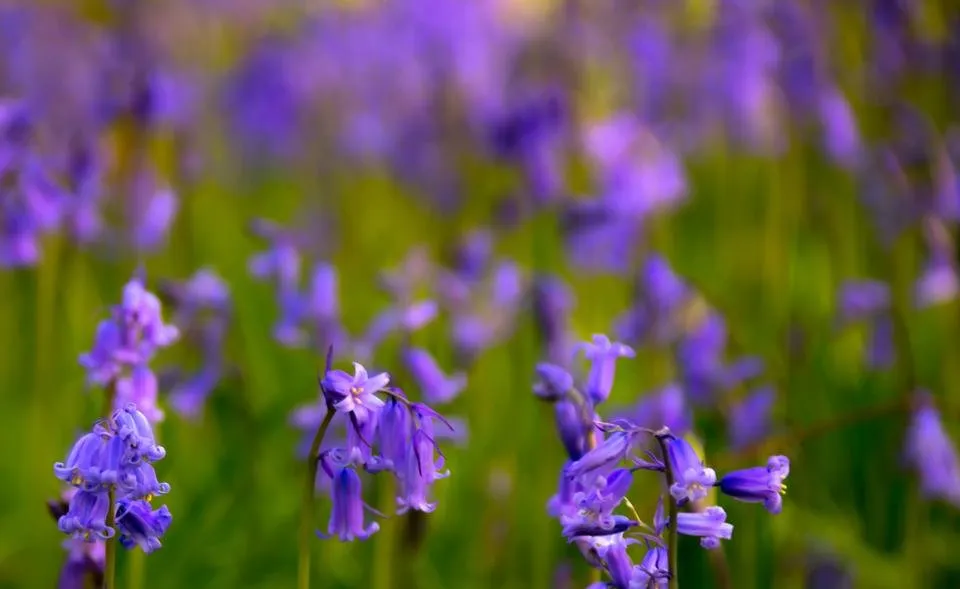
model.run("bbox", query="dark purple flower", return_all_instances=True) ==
[837,280,890,324]
[57,490,114,541]
[718,455,790,514]
[676,506,733,549]
[115,499,172,553]
[318,467,380,542]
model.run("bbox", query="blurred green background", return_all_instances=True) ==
[3,1,960,588]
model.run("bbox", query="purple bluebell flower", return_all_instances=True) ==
[578,334,635,405]
[596,535,635,588]
[115,499,173,553]
[665,436,716,505]
[676,312,727,401]
[319,467,380,541]
[676,506,734,549]
[906,396,960,505]
[566,431,637,483]
[630,546,669,589]
[57,490,114,541]
[719,455,790,514]
[560,469,637,539]
[396,430,443,514]
[57,535,105,589]
[322,362,389,423]
[554,400,590,461]
[377,397,409,471]
[534,363,575,402]
[403,347,466,404]
[866,315,895,369]
[728,386,776,450]
[915,253,959,308]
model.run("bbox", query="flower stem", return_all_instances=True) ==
[298,407,336,589]
[103,486,117,589]
[655,432,679,589]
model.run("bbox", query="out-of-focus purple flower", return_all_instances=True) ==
[665,436,716,505]
[818,87,861,169]
[866,315,895,369]
[718,455,790,514]
[676,312,727,402]
[79,277,178,399]
[403,347,466,405]
[224,36,314,161]
[728,386,776,450]
[131,185,177,252]
[915,254,959,308]
[616,255,692,345]
[577,334,635,405]
[534,363,574,402]
[905,395,960,506]
[318,466,379,541]
[531,275,575,364]
[115,365,163,423]
[837,280,890,324]
[676,506,733,549]
[614,383,691,436]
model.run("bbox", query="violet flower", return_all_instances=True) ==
[676,506,734,549]
[318,467,380,542]
[718,455,790,514]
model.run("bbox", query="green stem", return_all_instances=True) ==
[103,486,117,589]
[655,432,679,589]
[298,407,336,589]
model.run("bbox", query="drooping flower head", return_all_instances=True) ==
[718,455,790,514]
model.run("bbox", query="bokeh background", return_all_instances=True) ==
[2,0,960,587]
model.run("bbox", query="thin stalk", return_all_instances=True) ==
[298,407,336,589]
[103,486,117,589]
[655,433,679,589]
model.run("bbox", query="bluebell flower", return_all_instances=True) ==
[115,499,173,553]
[719,455,790,514]
[322,362,389,423]
[566,431,637,483]
[377,397,410,471]
[57,490,114,541]
[319,467,380,541]
[534,363,574,402]
[554,400,590,462]
[596,535,635,588]
[403,347,466,405]
[560,469,636,540]
[665,436,716,505]
[906,396,960,505]
[396,424,450,514]
[630,546,669,589]
[615,383,690,435]
[676,506,734,549]
[578,335,635,405]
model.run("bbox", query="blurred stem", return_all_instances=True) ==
[655,432,679,589]
[298,408,335,589]
[707,548,732,589]
[102,381,117,421]
[372,475,395,589]
[103,486,117,589]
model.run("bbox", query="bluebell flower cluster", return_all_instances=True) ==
[79,276,179,422]
[535,334,789,587]
[53,404,173,558]
[307,358,454,542]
